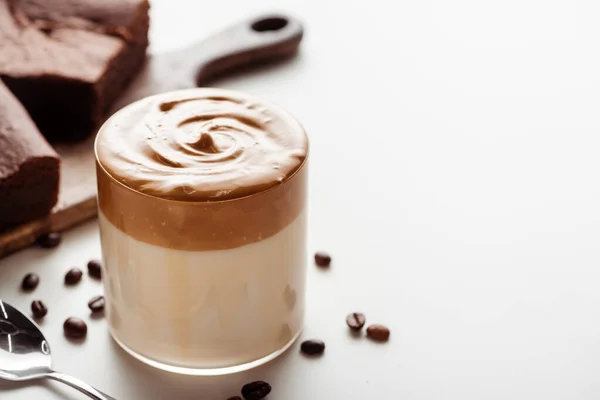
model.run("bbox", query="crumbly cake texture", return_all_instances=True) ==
[0,0,150,141]
[0,79,60,230]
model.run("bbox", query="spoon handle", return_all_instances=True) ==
[47,371,116,400]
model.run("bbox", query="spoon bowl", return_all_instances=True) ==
[0,300,115,399]
[0,302,52,381]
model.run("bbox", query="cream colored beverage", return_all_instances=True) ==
[95,88,308,375]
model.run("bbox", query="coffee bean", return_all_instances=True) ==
[346,312,366,331]
[64,268,83,285]
[87,259,102,279]
[227,397,242,400]
[241,381,271,400]
[314,252,331,267]
[366,324,390,342]
[31,300,48,318]
[21,273,39,291]
[88,295,105,313]
[300,339,325,355]
[37,232,62,249]
[63,317,87,339]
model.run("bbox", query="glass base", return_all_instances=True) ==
[110,329,302,376]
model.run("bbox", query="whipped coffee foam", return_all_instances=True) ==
[96,88,308,201]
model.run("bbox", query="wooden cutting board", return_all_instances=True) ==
[0,14,303,258]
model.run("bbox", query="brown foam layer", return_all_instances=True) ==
[96,162,307,250]
[95,88,308,250]
[95,88,308,201]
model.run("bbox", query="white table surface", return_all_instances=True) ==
[3,0,600,398]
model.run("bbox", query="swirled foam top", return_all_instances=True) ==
[95,88,308,201]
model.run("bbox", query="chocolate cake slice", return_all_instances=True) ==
[0,0,150,141]
[0,80,60,230]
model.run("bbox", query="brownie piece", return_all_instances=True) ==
[0,0,150,141]
[0,80,60,230]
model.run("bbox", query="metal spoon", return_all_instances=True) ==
[0,300,115,399]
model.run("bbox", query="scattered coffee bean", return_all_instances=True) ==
[37,232,62,249]
[366,324,390,342]
[346,312,366,331]
[88,295,105,313]
[300,339,325,355]
[87,259,102,279]
[64,268,83,285]
[241,381,271,400]
[314,252,331,267]
[31,300,48,318]
[21,273,39,291]
[63,317,87,339]
[227,397,242,400]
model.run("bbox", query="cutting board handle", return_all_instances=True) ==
[184,13,304,85]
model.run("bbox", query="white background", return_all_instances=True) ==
[2,0,600,398]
